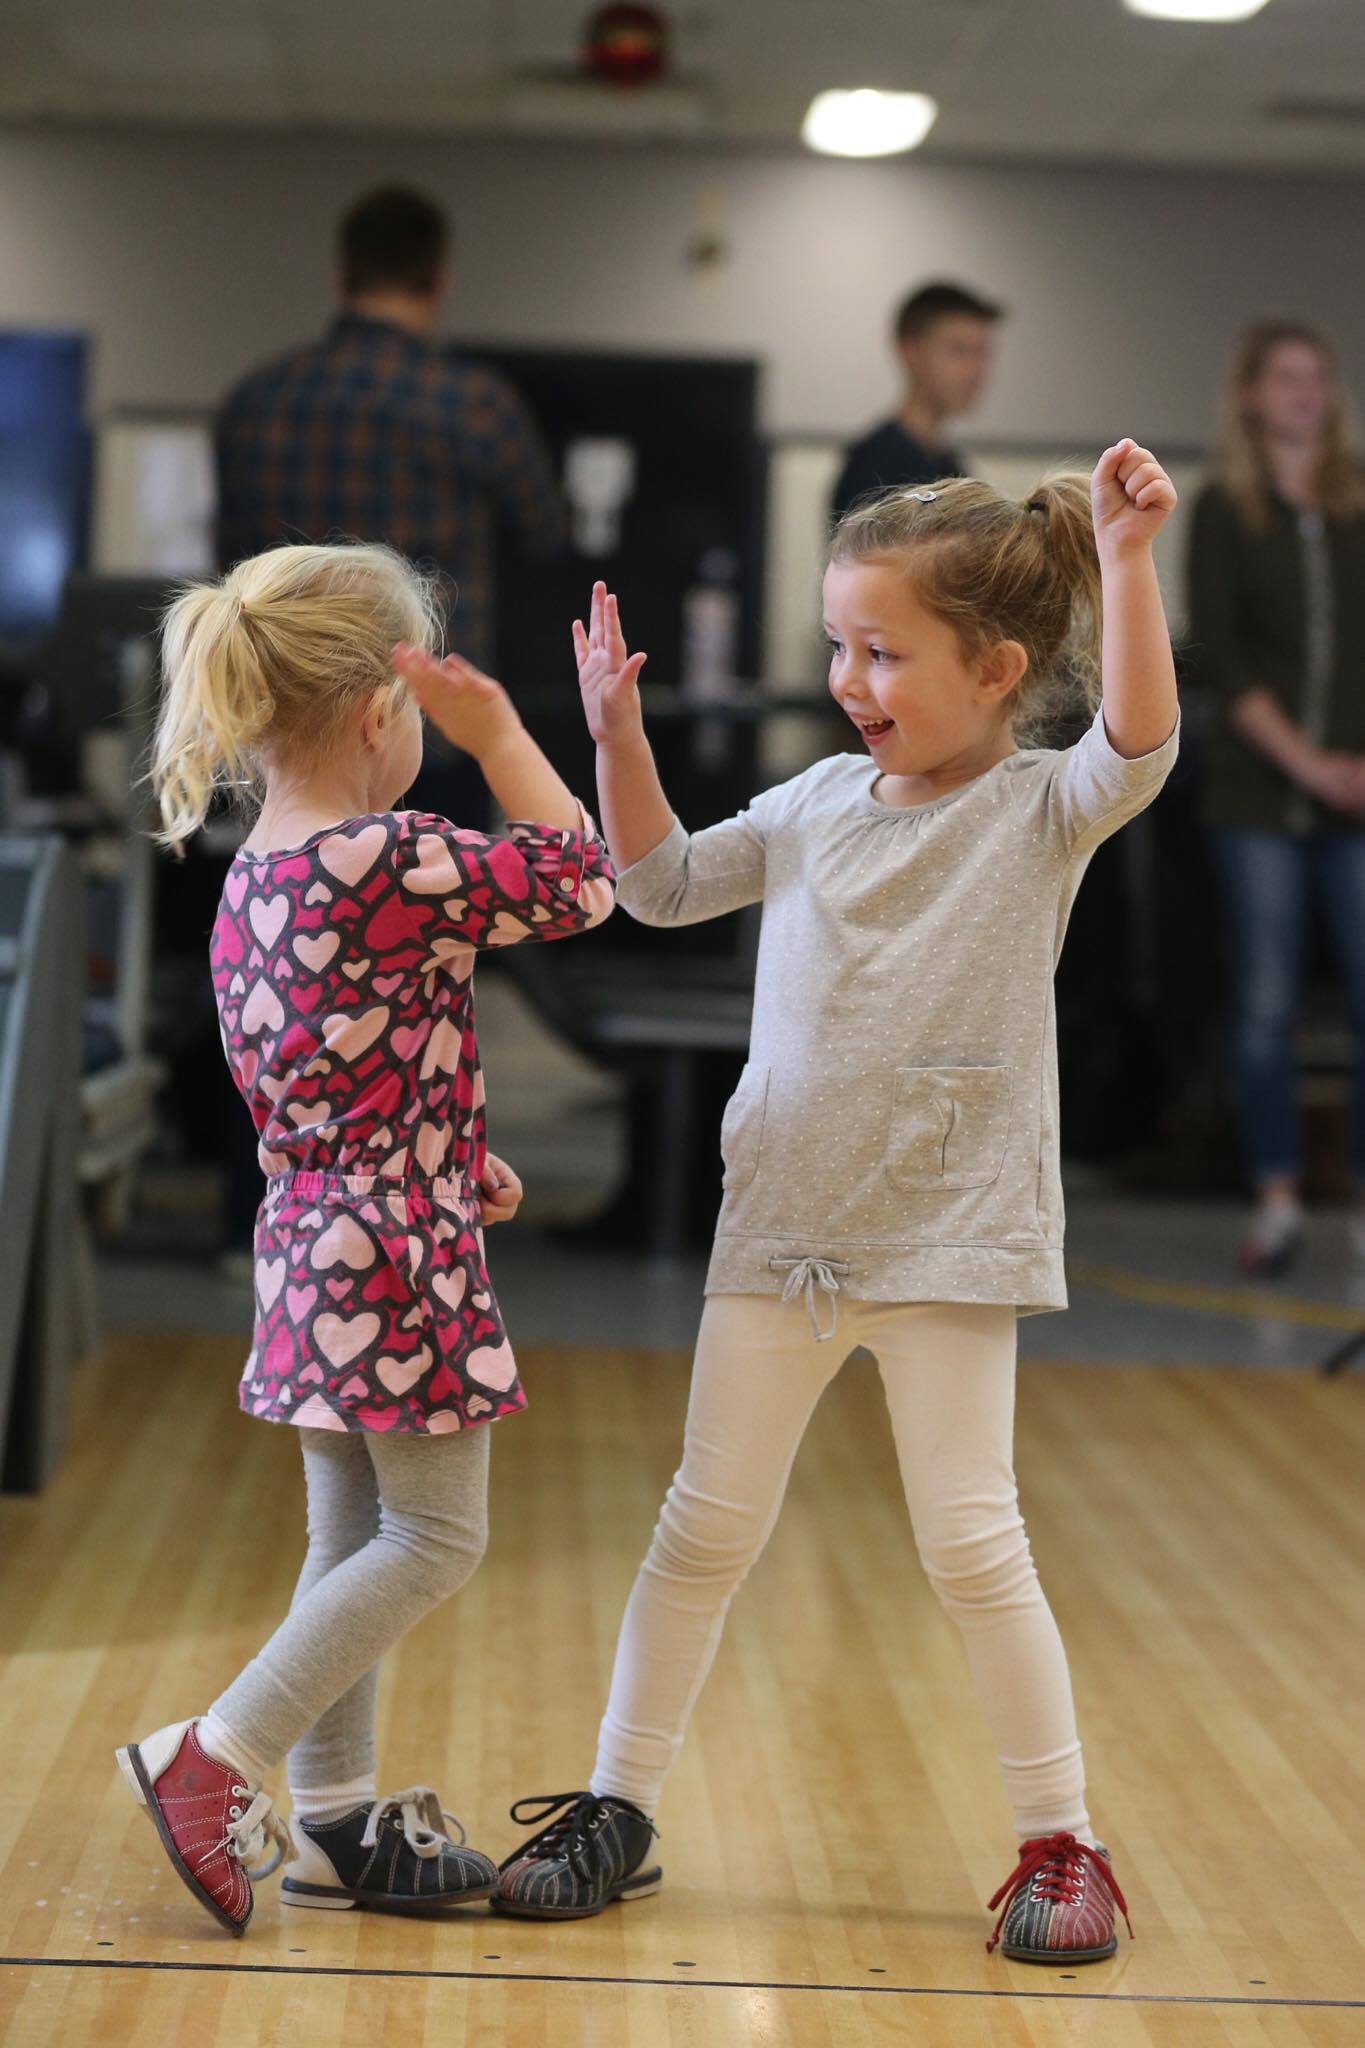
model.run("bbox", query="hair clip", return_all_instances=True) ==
[903,487,937,503]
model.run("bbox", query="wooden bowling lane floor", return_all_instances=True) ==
[2,1329,1364,2046]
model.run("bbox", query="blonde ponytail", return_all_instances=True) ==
[829,468,1104,741]
[153,583,277,849]
[1020,471,1103,719]
[151,541,440,851]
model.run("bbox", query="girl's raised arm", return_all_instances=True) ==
[576,582,674,873]
[392,643,583,831]
[577,582,772,927]
[1090,439,1180,761]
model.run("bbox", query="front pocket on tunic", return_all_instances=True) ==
[720,1063,770,1191]
[884,1065,1013,1192]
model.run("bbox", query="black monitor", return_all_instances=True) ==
[29,573,176,736]
[0,331,91,655]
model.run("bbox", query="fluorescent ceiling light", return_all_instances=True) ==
[802,89,938,158]
[1123,0,1272,21]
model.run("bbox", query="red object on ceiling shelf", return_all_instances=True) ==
[582,3,670,87]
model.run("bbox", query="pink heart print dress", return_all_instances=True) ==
[211,808,615,1434]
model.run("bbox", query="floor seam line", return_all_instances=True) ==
[0,1956,1360,2007]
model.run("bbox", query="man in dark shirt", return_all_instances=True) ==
[831,281,1003,521]
[215,184,564,676]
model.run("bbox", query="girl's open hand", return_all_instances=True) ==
[391,643,522,763]
[1091,439,1178,557]
[576,581,647,747]
[479,1152,523,1226]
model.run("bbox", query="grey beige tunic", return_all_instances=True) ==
[617,704,1180,1317]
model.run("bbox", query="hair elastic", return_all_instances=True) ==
[903,488,937,503]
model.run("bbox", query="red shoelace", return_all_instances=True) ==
[985,1831,1134,1954]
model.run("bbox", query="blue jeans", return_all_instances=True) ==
[1213,827,1365,1184]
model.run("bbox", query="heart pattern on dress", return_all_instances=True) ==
[294,931,340,972]
[419,1016,462,1079]
[323,1005,389,1062]
[242,979,285,1037]
[310,1213,377,1271]
[257,1257,286,1311]
[212,807,614,1433]
[315,1310,382,1369]
[249,893,290,950]
[432,1266,467,1313]
[318,822,388,886]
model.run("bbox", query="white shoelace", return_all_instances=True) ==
[359,1786,466,1862]
[771,1256,850,1342]
[222,1790,293,1880]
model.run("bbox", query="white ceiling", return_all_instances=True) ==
[4,0,1365,173]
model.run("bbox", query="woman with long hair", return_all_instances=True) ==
[1189,320,1365,1274]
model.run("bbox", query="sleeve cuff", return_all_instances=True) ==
[1094,701,1182,769]
[505,803,600,896]
[613,818,688,919]
[617,816,686,884]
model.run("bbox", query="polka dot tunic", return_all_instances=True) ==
[617,705,1179,1317]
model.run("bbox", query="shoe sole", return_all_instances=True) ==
[115,1742,248,1939]
[490,1868,663,1919]
[1000,1937,1118,1964]
[1239,1241,1301,1278]
[281,1877,499,1914]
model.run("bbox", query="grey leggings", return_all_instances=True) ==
[212,1425,489,1791]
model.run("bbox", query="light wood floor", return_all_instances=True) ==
[2,1324,1364,2046]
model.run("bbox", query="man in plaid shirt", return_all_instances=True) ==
[214,184,564,677]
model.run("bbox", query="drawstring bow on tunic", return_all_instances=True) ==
[770,1255,851,1342]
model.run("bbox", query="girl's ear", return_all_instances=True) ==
[359,692,384,754]
[977,639,1028,704]
[360,680,403,752]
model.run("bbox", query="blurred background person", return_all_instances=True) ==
[1188,319,1365,1276]
[215,182,565,818]
[830,280,1003,520]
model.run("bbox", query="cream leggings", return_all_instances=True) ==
[591,1293,1091,1844]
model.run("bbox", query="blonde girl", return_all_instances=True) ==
[496,442,1179,1966]
[116,540,614,1935]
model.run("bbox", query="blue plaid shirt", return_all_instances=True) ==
[214,313,564,669]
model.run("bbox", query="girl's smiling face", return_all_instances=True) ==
[822,559,1024,794]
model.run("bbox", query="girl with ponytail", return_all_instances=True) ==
[496,446,1179,1967]
[119,540,616,1933]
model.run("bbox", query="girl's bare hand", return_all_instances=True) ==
[391,643,523,763]
[1092,439,1178,557]
[479,1152,524,1226]
[575,581,648,747]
